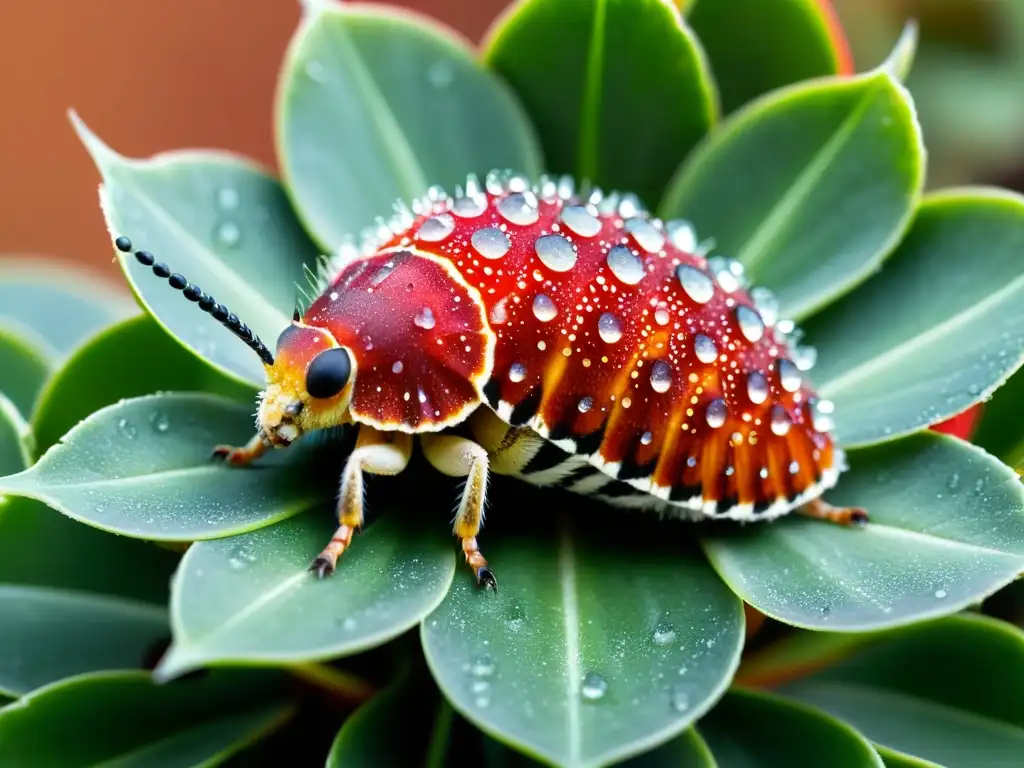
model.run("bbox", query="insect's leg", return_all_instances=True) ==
[212,434,267,467]
[799,497,868,526]
[420,433,496,590]
[310,425,413,578]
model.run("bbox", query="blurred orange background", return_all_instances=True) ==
[0,0,505,281]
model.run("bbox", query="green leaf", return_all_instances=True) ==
[31,314,254,457]
[421,503,744,768]
[484,0,715,207]
[702,432,1024,630]
[156,511,455,679]
[697,687,884,767]
[0,670,292,767]
[0,259,135,360]
[0,393,337,541]
[277,2,542,252]
[968,367,1024,471]
[809,189,1024,448]
[0,496,178,604]
[782,614,1024,767]
[687,0,847,115]
[71,112,320,388]
[736,628,881,688]
[659,69,923,320]
[0,328,49,418]
[0,394,32,478]
[0,585,168,697]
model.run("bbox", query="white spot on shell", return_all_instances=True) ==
[498,192,539,226]
[676,265,714,304]
[472,227,511,260]
[598,312,623,343]
[417,213,455,242]
[532,293,558,323]
[561,205,602,237]
[535,234,577,272]
[705,398,727,428]
[624,217,665,253]
[606,245,645,285]
[735,305,765,342]
[649,360,673,393]
[694,334,718,364]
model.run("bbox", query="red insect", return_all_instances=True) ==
[114,171,865,589]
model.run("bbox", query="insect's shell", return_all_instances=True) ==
[302,172,843,522]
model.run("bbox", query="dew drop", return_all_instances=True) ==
[652,623,677,645]
[735,305,765,343]
[792,346,817,371]
[676,264,714,304]
[578,396,594,413]
[532,293,558,323]
[413,307,436,330]
[426,60,454,88]
[809,399,835,432]
[216,221,241,248]
[606,245,645,285]
[535,234,577,272]
[498,192,539,226]
[304,59,327,82]
[751,286,780,326]
[654,305,671,326]
[391,361,404,374]
[705,398,727,429]
[640,431,653,445]
[709,256,740,293]
[117,418,137,439]
[624,217,665,253]
[598,312,623,343]
[561,205,602,237]
[452,194,487,218]
[471,226,511,260]
[217,187,239,211]
[489,297,509,325]
[149,411,170,433]
[508,362,527,383]
[417,213,455,242]
[580,671,608,701]
[694,334,718,364]
[670,685,690,712]
[470,654,495,677]
[649,360,673,393]
[770,404,791,436]
[778,358,801,392]
[666,219,697,252]
[617,194,643,219]
[747,371,768,404]
[934,589,947,599]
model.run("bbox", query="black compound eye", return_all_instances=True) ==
[306,347,352,399]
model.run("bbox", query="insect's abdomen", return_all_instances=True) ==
[376,174,841,521]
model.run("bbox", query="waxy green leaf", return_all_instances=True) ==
[484,0,715,207]
[0,394,337,541]
[157,512,455,679]
[32,314,254,456]
[0,496,178,605]
[0,395,32,479]
[0,586,168,697]
[703,433,1024,630]
[278,2,542,252]
[0,328,49,419]
[72,112,320,388]
[687,0,848,115]
[811,190,1024,447]
[0,259,134,361]
[782,614,1024,767]
[0,670,292,767]
[697,688,884,767]
[660,69,923,320]
[421,499,744,768]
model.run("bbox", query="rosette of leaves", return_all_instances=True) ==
[1,0,1023,765]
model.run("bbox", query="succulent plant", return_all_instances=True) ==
[1,0,1022,765]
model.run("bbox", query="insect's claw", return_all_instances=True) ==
[476,566,498,592]
[310,556,335,579]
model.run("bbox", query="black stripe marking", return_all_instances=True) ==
[482,378,501,408]
[600,479,643,498]
[509,388,542,426]
[574,425,606,456]
[669,481,703,502]
[522,440,572,475]
[556,464,598,489]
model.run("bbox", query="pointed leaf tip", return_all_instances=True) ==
[878,20,919,82]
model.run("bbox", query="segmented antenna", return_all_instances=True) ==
[114,236,275,366]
